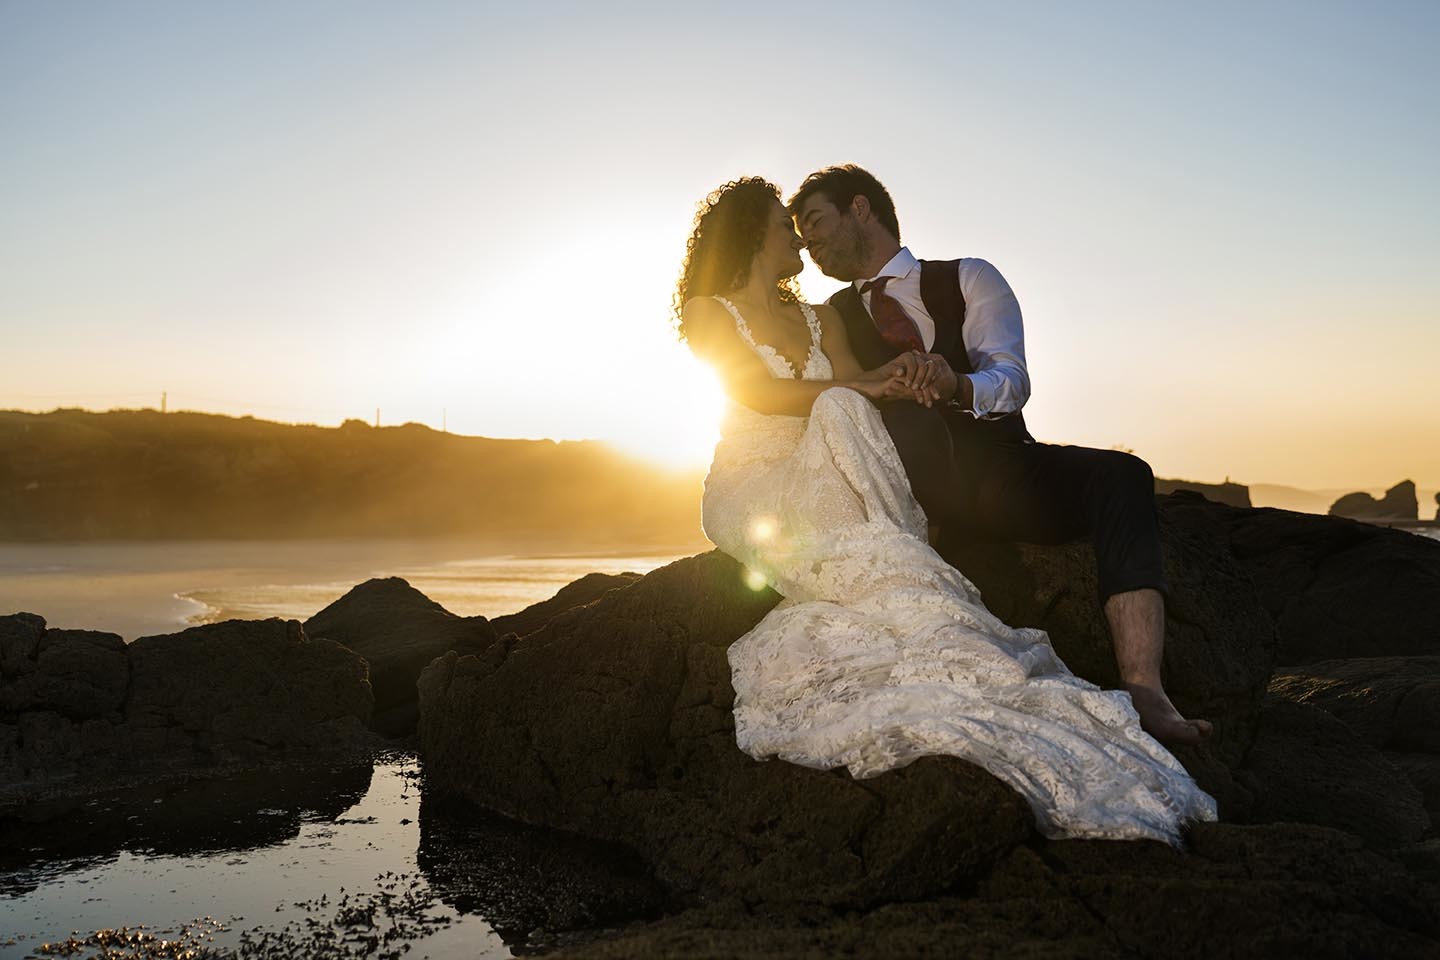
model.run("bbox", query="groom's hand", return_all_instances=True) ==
[881,352,958,408]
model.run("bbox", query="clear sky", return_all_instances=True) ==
[2,0,1436,491]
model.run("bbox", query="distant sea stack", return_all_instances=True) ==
[1153,477,1252,509]
[1328,480,1419,521]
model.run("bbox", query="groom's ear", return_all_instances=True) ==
[850,194,872,222]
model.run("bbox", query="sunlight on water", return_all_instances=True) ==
[180,553,680,627]
[0,540,705,641]
[0,761,510,959]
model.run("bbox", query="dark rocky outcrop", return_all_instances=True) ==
[0,615,375,810]
[0,625,128,720]
[1329,479,1419,521]
[418,494,1440,954]
[489,571,642,638]
[555,825,1440,959]
[418,496,1283,904]
[1270,656,1440,753]
[305,577,496,731]
[1216,499,1440,664]
[1270,656,1440,826]
[9,488,1440,955]
[1236,697,1428,846]
[419,551,1034,906]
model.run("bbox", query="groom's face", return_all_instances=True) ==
[795,194,868,281]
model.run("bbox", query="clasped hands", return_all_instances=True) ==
[858,351,957,408]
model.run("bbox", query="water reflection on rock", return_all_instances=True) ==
[417,793,667,952]
[0,760,373,897]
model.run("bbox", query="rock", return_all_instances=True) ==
[13,710,121,783]
[0,629,128,720]
[1237,698,1428,846]
[1218,502,1440,664]
[0,613,381,810]
[1329,480,1419,521]
[557,824,1440,959]
[419,551,1034,906]
[0,612,45,683]
[126,618,374,762]
[1269,657,1440,831]
[1269,656,1440,752]
[940,492,1277,769]
[1389,753,1440,826]
[489,571,641,638]
[304,577,496,725]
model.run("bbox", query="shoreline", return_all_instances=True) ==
[1,537,710,642]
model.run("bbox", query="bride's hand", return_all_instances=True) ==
[850,376,908,401]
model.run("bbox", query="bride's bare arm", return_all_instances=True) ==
[814,304,941,406]
[683,298,900,416]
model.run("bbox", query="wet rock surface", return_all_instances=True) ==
[417,794,669,948]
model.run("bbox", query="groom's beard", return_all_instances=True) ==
[812,228,873,282]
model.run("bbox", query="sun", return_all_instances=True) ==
[603,353,726,469]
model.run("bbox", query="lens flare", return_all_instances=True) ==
[743,568,769,591]
[748,516,778,543]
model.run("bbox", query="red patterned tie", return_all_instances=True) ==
[859,277,924,353]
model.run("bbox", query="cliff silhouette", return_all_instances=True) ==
[0,409,704,542]
[1329,479,1420,521]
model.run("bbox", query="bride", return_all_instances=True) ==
[676,177,1217,844]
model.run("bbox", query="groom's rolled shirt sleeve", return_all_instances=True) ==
[959,259,1030,419]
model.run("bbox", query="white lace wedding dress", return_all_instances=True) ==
[701,296,1217,844]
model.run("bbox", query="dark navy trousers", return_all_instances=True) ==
[880,402,1168,601]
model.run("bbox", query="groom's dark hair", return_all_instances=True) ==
[788,165,901,242]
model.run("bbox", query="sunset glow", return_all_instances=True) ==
[1,2,1435,492]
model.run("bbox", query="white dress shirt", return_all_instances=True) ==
[855,247,1031,419]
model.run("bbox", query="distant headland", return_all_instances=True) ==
[0,409,704,542]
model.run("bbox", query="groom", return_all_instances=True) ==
[788,164,1211,746]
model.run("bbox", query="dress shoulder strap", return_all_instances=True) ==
[711,296,761,351]
[799,301,823,347]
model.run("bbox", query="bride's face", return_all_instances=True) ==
[754,199,806,282]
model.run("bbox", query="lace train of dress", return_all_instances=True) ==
[701,297,1217,844]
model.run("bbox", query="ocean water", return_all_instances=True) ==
[0,755,658,958]
[0,539,707,641]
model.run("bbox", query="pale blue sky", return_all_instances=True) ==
[1,0,1436,488]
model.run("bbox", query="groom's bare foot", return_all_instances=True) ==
[1125,683,1213,746]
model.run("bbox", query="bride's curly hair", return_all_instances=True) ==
[672,177,800,342]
